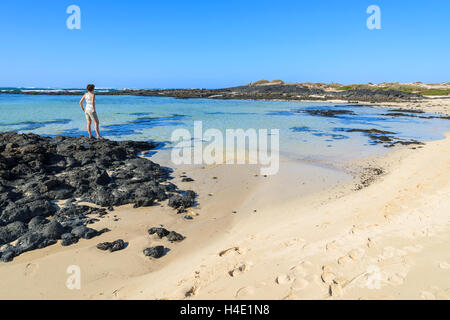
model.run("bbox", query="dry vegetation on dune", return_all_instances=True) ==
[336,83,450,96]
[248,79,285,86]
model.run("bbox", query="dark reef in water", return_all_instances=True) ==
[341,128,396,135]
[383,109,450,120]
[301,109,357,118]
[290,127,349,140]
[334,128,424,148]
[0,119,72,132]
[102,114,188,137]
[0,132,196,262]
[388,108,425,114]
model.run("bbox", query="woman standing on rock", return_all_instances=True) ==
[79,84,103,139]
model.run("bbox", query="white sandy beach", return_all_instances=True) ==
[0,97,449,300]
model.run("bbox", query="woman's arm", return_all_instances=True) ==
[92,94,96,112]
[79,95,85,111]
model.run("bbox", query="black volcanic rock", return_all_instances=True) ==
[61,233,79,246]
[148,227,185,243]
[14,232,57,256]
[28,216,49,230]
[167,231,185,242]
[0,132,196,262]
[97,240,126,252]
[70,226,98,239]
[0,249,15,262]
[168,191,196,212]
[39,220,66,240]
[148,227,170,239]
[143,246,165,259]
[0,221,28,245]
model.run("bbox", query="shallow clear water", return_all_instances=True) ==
[0,94,449,162]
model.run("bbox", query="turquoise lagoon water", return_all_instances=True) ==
[0,94,449,163]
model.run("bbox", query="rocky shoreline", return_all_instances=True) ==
[0,84,422,103]
[0,133,196,262]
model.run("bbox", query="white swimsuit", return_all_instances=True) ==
[85,93,94,112]
[84,93,98,121]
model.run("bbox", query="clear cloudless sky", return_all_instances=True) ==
[0,0,449,88]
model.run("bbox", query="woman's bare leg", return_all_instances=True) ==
[87,118,93,138]
[94,119,102,139]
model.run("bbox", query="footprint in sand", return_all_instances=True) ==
[282,238,306,248]
[24,263,39,277]
[291,278,309,291]
[438,262,450,270]
[387,273,405,286]
[185,285,201,298]
[289,265,308,277]
[348,249,365,261]
[321,272,336,285]
[333,277,348,287]
[229,263,251,277]
[367,238,376,248]
[337,249,365,265]
[338,255,353,265]
[379,246,407,260]
[235,286,255,299]
[350,225,367,235]
[283,292,299,300]
[321,266,337,285]
[276,274,294,285]
[326,241,338,251]
[322,265,334,273]
[301,260,313,267]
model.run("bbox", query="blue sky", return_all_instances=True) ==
[0,0,449,88]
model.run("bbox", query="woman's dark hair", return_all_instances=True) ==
[86,84,95,92]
